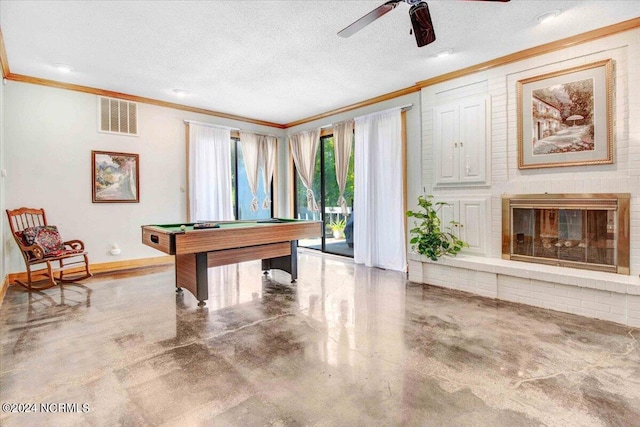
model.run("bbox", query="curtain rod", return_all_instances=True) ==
[183,119,280,139]
[236,130,281,140]
[183,119,240,131]
[246,132,280,139]
[318,103,413,129]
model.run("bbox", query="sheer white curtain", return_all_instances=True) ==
[260,135,277,209]
[333,120,354,214]
[239,131,261,212]
[354,107,406,272]
[188,123,233,222]
[289,129,321,212]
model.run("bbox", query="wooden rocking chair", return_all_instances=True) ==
[6,207,92,290]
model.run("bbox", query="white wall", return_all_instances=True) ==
[421,28,640,275]
[3,82,284,274]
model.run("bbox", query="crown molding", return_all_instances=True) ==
[4,72,285,129]
[1,17,639,129]
[415,16,640,88]
[283,85,421,129]
[287,17,640,128]
[2,24,280,127]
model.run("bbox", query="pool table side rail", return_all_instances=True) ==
[174,221,321,255]
[142,227,175,254]
[141,220,322,256]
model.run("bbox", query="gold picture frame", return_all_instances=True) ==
[517,59,613,169]
[92,150,140,203]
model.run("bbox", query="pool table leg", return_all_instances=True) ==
[175,252,209,307]
[261,241,298,283]
[290,240,298,282]
[195,252,208,306]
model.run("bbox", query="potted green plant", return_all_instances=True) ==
[329,217,347,239]
[406,195,468,261]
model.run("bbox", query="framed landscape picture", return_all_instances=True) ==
[517,59,613,169]
[92,150,139,203]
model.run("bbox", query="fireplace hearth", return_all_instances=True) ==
[502,194,629,274]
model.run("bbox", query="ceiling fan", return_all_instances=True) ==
[338,0,510,47]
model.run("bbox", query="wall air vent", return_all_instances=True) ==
[98,97,138,136]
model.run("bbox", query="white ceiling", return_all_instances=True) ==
[1,1,639,126]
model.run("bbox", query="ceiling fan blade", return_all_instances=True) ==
[338,0,402,38]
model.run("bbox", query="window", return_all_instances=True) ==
[231,137,273,220]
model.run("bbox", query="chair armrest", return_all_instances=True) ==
[18,242,47,260]
[64,240,86,251]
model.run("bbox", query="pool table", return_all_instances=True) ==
[141,219,322,306]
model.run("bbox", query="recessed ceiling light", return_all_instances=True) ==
[436,49,453,58]
[536,9,561,24]
[173,89,189,97]
[53,63,73,73]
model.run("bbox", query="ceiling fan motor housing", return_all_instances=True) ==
[409,2,436,47]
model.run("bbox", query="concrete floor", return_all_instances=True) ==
[1,250,639,426]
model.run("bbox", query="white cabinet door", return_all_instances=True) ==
[459,97,487,184]
[436,198,488,256]
[437,199,458,237]
[459,199,486,255]
[434,95,489,186]
[434,103,460,184]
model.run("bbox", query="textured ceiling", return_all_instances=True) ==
[1,1,639,126]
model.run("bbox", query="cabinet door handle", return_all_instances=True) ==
[454,142,458,148]
[460,142,464,147]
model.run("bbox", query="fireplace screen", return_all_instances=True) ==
[502,194,629,274]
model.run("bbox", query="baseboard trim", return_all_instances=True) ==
[6,256,175,284]
[0,276,8,307]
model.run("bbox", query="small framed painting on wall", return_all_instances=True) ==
[92,150,139,203]
[517,59,613,169]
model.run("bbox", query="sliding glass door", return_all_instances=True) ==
[295,135,354,257]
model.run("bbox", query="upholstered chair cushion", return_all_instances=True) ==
[23,225,65,255]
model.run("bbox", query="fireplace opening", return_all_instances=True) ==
[502,194,629,274]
